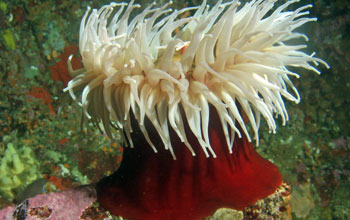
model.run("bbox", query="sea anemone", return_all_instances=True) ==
[64,0,329,219]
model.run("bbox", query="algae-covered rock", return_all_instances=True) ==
[0,143,40,200]
[206,208,243,220]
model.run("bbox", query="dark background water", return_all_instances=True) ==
[0,0,349,219]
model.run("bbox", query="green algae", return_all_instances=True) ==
[0,143,40,200]
[2,29,15,50]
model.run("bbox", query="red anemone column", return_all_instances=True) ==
[96,107,282,220]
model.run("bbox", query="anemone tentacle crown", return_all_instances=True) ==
[64,0,329,159]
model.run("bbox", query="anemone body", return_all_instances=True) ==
[97,107,282,220]
[65,0,328,219]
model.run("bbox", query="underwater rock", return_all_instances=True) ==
[0,185,96,220]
